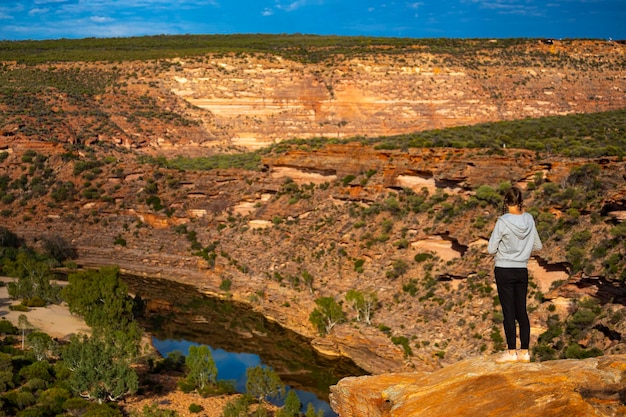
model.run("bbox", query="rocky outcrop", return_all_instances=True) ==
[329,355,626,417]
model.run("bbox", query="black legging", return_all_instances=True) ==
[495,267,530,350]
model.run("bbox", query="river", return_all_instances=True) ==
[122,275,367,416]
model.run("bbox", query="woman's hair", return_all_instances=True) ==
[502,186,524,214]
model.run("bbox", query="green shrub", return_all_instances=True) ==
[220,279,232,291]
[189,404,203,413]
[475,185,501,206]
[394,238,409,249]
[391,336,413,357]
[146,195,164,211]
[378,324,392,336]
[177,379,196,393]
[23,296,46,307]
[62,397,91,414]
[353,259,365,273]
[341,175,356,186]
[0,319,18,334]
[221,396,250,417]
[532,343,557,361]
[402,279,418,296]
[414,252,433,263]
[564,344,603,359]
[386,259,408,279]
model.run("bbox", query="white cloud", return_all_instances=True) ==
[407,2,424,9]
[463,0,544,16]
[262,8,273,16]
[90,15,113,23]
[33,0,71,5]
[28,7,49,16]
[275,0,325,13]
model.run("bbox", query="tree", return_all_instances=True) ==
[5,251,61,303]
[37,387,72,416]
[309,296,345,336]
[61,332,138,403]
[245,365,285,403]
[18,314,33,350]
[62,266,136,332]
[185,345,217,390]
[221,396,250,417]
[345,289,378,325]
[26,331,54,361]
[17,360,53,382]
[41,234,77,262]
[0,352,14,393]
[0,226,19,249]
[277,389,300,416]
[305,403,324,417]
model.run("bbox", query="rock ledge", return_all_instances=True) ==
[329,354,626,416]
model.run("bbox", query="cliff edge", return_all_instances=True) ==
[329,355,626,416]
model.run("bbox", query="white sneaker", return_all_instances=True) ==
[495,351,518,364]
[517,351,531,363]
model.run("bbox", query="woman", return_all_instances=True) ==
[488,186,542,363]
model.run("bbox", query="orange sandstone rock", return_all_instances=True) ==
[330,355,626,417]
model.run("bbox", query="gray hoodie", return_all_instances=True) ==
[488,212,542,268]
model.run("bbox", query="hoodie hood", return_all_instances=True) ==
[499,213,534,240]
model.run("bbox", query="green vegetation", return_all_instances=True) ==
[143,154,263,172]
[0,253,142,415]
[185,345,218,391]
[0,35,543,65]
[361,108,626,158]
[533,297,605,361]
[345,289,378,324]
[309,297,345,336]
[245,365,285,402]
[391,335,413,358]
[4,251,63,305]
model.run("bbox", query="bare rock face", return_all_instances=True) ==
[329,355,626,417]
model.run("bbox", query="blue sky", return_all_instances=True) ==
[0,0,624,41]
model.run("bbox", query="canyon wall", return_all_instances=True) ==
[1,38,625,379]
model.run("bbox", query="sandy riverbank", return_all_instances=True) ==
[0,277,90,339]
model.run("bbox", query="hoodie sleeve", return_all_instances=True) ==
[487,218,504,254]
[531,219,543,252]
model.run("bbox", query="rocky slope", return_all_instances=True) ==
[0,38,625,378]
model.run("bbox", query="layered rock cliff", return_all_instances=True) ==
[2,39,625,155]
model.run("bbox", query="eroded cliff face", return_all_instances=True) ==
[1,39,625,377]
[159,40,626,151]
[329,354,626,417]
[2,40,624,156]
